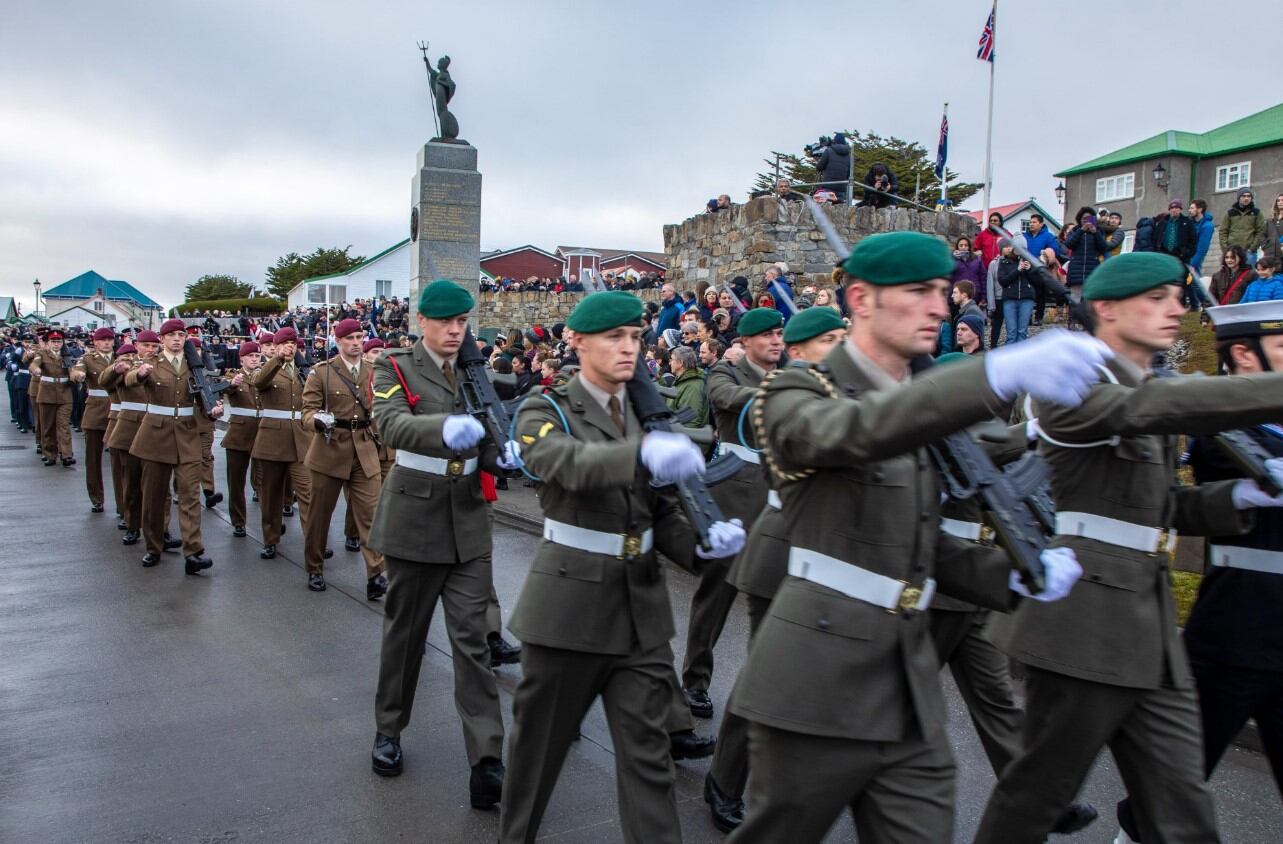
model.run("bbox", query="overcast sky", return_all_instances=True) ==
[2,0,1278,310]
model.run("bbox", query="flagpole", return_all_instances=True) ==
[982,0,996,225]
[940,102,949,205]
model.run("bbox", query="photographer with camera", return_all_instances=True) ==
[1063,206,1110,301]
[859,161,900,210]
[807,133,851,203]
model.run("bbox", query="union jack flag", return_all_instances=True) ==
[977,6,995,62]
[935,111,948,178]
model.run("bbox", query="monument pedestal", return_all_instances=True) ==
[410,141,481,305]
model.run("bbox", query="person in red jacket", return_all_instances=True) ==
[974,210,1006,269]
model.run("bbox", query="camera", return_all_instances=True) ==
[803,136,832,157]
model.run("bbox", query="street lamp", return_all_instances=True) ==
[32,279,42,317]
[1054,182,1066,206]
[1152,162,1169,192]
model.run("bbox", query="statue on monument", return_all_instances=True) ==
[418,41,461,142]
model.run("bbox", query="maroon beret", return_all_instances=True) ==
[135,330,160,343]
[92,327,115,341]
[362,338,386,353]
[274,327,299,344]
[239,341,260,355]
[158,318,186,335]
[115,343,136,355]
[333,318,363,339]
[258,332,275,344]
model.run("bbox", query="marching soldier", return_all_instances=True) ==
[30,328,75,465]
[102,334,156,545]
[705,305,845,832]
[221,339,262,539]
[126,319,220,573]
[71,327,116,512]
[367,280,511,811]
[250,327,313,563]
[300,318,387,597]
[188,332,223,509]
[974,253,1283,844]
[23,332,43,455]
[681,306,784,721]
[499,291,746,844]
[726,231,1103,843]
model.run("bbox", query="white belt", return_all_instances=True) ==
[109,402,122,412]
[40,376,68,383]
[788,547,935,612]
[1209,545,1283,575]
[146,404,194,417]
[721,442,761,464]
[542,518,655,557]
[395,451,478,476]
[941,518,983,541]
[1056,511,1176,554]
[119,401,148,412]
[227,406,259,418]
[259,408,302,420]
[87,389,109,398]
[767,489,782,510]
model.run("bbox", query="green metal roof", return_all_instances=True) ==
[1056,102,1283,177]
[42,270,163,310]
[298,240,410,285]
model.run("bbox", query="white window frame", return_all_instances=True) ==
[306,284,328,305]
[328,284,347,305]
[1095,172,1135,203]
[1215,161,1251,193]
[374,279,392,299]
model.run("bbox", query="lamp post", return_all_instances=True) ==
[1054,181,1066,206]
[32,279,42,317]
[1152,162,1169,192]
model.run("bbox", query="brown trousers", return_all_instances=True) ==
[199,428,216,494]
[110,447,144,531]
[109,445,126,518]
[140,459,203,556]
[38,402,73,458]
[305,465,383,577]
[258,459,311,545]
[225,449,257,529]
[83,428,106,507]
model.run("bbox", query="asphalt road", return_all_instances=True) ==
[1,420,1279,843]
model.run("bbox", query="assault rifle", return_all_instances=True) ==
[626,353,743,552]
[183,339,231,418]
[1215,428,1282,497]
[458,325,521,452]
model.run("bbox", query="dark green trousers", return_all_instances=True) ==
[709,593,770,798]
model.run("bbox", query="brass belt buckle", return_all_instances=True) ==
[622,534,642,558]
[897,582,923,613]
[1156,528,1174,555]
[447,458,464,477]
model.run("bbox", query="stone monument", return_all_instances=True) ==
[409,44,480,305]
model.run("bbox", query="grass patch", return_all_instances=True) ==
[1176,311,1219,375]
[1171,570,1202,627]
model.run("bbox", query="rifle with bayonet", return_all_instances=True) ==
[625,352,743,552]
[457,324,522,452]
[1215,428,1282,497]
[183,339,231,418]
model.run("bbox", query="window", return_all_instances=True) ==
[1095,173,1135,203]
[375,279,392,299]
[1121,232,1135,254]
[307,284,327,305]
[1215,162,1251,193]
[92,300,104,312]
[328,284,347,304]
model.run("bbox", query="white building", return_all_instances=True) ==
[286,240,410,309]
[40,270,165,330]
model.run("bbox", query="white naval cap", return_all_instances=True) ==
[1206,300,1283,341]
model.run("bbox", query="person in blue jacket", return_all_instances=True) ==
[655,282,685,334]
[1188,199,1217,311]
[1240,257,1283,303]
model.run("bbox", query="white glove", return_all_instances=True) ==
[696,518,746,559]
[984,329,1113,407]
[497,440,521,471]
[1231,477,1283,510]
[1010,547,1082,602]
[1267,457,1283,491]
[442,414,485,451]
[640,430,706,485]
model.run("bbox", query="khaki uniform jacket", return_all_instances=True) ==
[125,356,203,465]
[22,349,40,400]
[220,368,261,452]
[991,361,1283,690]
[367,343,499,563]
[728,347,1014,742]
[707,355,769,523]
[250,356,312,463]
[301,358,380,480]
[101,355,145,451]
[31,351,72,405]
[74,351,113,430]
[508,376,698,656]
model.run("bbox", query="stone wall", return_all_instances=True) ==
[476,289,663,330]
[663,197,979,292]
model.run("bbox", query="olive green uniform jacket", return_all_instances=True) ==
[706,355,769,523]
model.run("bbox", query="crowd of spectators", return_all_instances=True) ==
[479,271,665,294]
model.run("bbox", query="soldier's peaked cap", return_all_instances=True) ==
[1207,300,1283,340]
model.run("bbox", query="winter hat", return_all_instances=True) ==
[957,313,986,340]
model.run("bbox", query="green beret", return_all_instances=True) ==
[1082,252,1186,301]
[782,306,845,343]
[565,291,643,334]
[841,231,954,285]
[934,351,969,366]
[737,307,784,337]
[418,278,475,318]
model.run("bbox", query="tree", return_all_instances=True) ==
[264,246,365,299]
[751,130,982,208]
[184,273,252,303]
